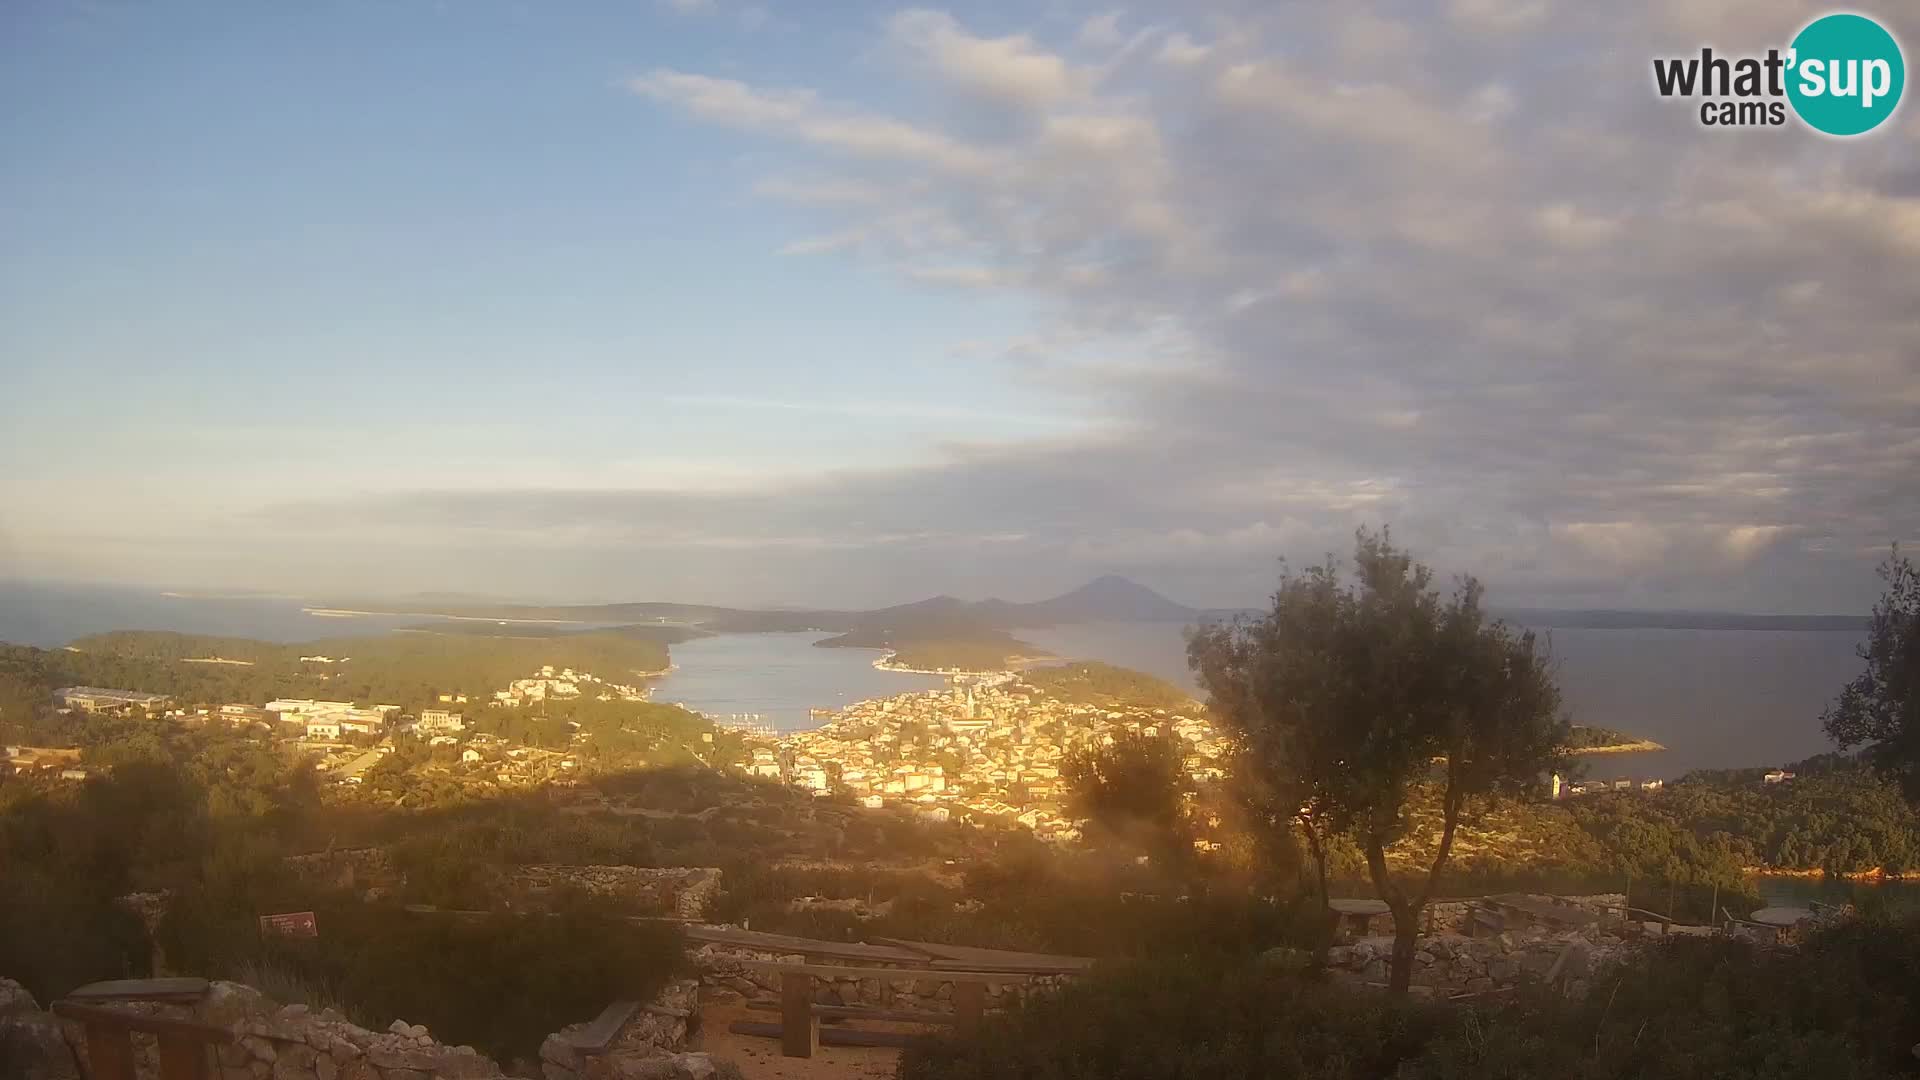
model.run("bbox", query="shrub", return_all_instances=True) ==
[900,917,1920,1080]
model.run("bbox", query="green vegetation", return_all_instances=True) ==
[900,917,1920,1080]
[40,628,672,709]
[1567,724,1660,750]
[1021,661,1193,710]
[162,894,682,1060]
[1823,546,1920,802]
[1190,529,1567,993]
[1569,756,1919,877]
[816,627,1047,671]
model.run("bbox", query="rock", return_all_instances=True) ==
[0,1011,80,1080]
[243,1035,279,1062]
[220,1042,253,1067]
[544,1065,582,1080]
[542,1033,585,1070]
[1414,950,1435,966]
[315,1055,337,1080]
[1361,960,1387,983]
[0,978,40,1017]
[385,1070,429,1080]
[271,1056,309,1080]
[223,1067,255,1080]
[279,1004,310,1021]
[1326,945,1353,967]
[389,1020,413,1036]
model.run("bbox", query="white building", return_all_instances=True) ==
[417,709,466,734]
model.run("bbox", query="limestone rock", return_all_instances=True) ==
[0,978,40,1017]
[243,1035,279,1063]
[0,1010,80,1080]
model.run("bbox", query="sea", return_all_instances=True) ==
[5,581,1911,908]
[0,584,1870,774]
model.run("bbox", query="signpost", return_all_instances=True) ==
[258,911,318,939]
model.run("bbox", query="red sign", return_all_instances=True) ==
[258,911,318,939]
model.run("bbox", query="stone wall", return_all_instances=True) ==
[284,848,398,894]
[1323,927,1635,1000]
[279,850,721,921]
[689,942,1070,1016]
[0,976,724,1080]
[1335,894,1626,938]
[506,867,721,921]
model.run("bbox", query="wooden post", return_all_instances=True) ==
[953,981,986,1037]
[1710,884,1719,931]
[157,1033,212,1080]
[780,971,818,1059]
[85,1023,137,1080]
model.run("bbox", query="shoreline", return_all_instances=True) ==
[872,652,1055,677]
[1746,865,1902,882]
[301,607,590,625]
[1575,739,1667,755]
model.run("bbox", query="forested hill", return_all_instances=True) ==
[0,626,678,714]
[325,574,1202,632]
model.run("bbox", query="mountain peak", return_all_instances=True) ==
[1026,575,1196,622]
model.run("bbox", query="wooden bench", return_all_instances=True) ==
[730,962,1029,1058]
[558,999,643,1057]
[745,998,961,1025]
[52,1001,233,1080]
[67,978,211,1004]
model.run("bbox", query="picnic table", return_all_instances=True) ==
[1326,899,1391,937]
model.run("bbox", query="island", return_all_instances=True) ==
[1568,724,1667,754]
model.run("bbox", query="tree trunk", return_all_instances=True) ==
[1300,816,1334,960]
[1388,911,1419,994]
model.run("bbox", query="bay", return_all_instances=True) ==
[1020,620,1868,781]
[648,632,949,731]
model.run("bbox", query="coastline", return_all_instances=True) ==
[302,607,589,625]
[872,652,1055,677]
[1576,739,1668,755]
[1746,865,1900,882]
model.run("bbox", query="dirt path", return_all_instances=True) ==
[693,1000,915,1080]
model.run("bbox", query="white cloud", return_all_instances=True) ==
[886,9,1085,108]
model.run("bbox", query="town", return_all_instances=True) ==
[743,674,1230,842]
[6,664,1236,843]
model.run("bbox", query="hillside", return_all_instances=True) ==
[3,626,675,714]
[325,576,1202,636]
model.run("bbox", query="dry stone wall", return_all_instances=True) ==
[506,867,721,921]
[0,976,723,1080]
[690,941,1070,1016]
[1322,928,1636,1000]
[279,850,720,921]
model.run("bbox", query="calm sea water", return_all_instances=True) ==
[1,584,1872,769]
[1021,620,1869,781]
[649,632,949,730]
[0,582,430,645]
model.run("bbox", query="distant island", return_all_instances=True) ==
[1568,724,1666,754]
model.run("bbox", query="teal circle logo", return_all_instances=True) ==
[1787,13,1905,136]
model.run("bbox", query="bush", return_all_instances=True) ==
[900,917,1920,1080]
[162,896,684,1061]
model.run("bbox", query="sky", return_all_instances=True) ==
[1,0,1916,613]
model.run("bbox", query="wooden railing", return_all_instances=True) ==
[51,1001,233,1080]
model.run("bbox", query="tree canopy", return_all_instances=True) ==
[1190,528,1568,993]
[1824,547,1920,802]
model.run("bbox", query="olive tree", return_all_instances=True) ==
[1824,547,1920,802]
[1189,529,1567,994]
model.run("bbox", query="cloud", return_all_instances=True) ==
[885,9,1087,108]
[85,3,1907,612]
[629,70,998,174]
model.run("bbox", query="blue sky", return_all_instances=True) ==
[3,0,1917,611]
